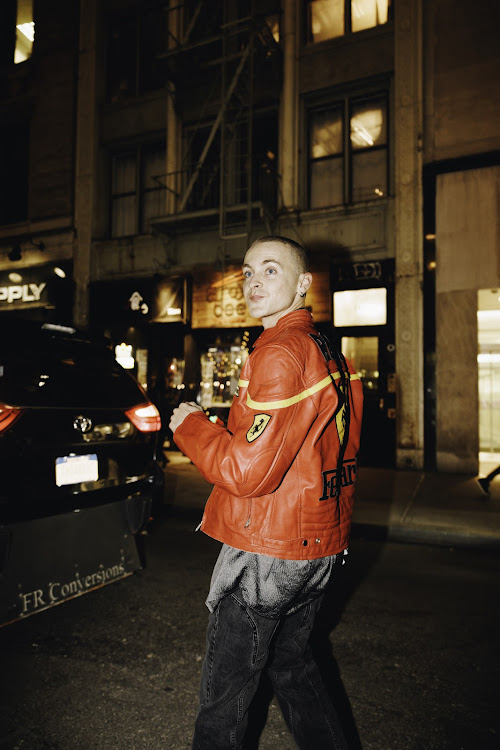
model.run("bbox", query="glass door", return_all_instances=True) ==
[478,289,500,475]
[333,286,395,467]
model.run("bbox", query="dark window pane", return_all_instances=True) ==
[252,114,278,209]
[139,6,168,92]
[112,195,137,237]
[185,127,221,210]
[310,156,343,207]
[352,148,387,201]
[108,14,137,102]
[141,144,167,231]
[112,153,136,194]
[0,120,29,224]
[142,188,167,232]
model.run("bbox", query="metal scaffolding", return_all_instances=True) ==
[157,0,281,242]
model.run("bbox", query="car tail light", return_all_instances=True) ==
[0,405,22,433]
[125,402,161,433]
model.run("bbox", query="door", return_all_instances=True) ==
[331,261,396,467]
[478,289,500,476]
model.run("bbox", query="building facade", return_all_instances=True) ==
[1,0,499,472]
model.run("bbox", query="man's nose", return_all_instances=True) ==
[250,276,262,289]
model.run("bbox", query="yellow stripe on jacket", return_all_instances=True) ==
[241,372,360,411]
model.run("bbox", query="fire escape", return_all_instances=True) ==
[153,0,282,242]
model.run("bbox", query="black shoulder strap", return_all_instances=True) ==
[309,332,352,497]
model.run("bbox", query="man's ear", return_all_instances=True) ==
[298,272,313,296]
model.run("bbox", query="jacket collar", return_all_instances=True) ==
[253,309,315,348]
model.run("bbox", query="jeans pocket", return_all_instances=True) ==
[230,590,280,664]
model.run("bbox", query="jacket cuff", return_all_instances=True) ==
[173,410,216,460]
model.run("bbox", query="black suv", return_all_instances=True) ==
[0,321,163,625]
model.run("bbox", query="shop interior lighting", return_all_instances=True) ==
[115,343,135,370]
[54,267,66,278]
[334,288,387,327]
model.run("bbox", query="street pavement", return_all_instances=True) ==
[163,451,500,549]
[1,454,499,750]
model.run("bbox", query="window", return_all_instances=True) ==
[107,2,168,103]
[308,92,388,208]
[183,125,221,211]
[15,0,34,63]
[181,112,278,213]
[334,288,387,326]
[0,119,29,225]
[306,0,392,42]
[111,143,167,238]
[341,336,379,391]
[142,144,168,231]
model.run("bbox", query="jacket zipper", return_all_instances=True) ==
[244,499,252,528]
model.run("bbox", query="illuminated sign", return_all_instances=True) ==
[0,282,46,304]
[129,291,149,315]
[151,277,186,322]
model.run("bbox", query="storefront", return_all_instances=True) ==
[89,275,189,445]
[89,260,396,466]
[0,262,73,323]
[330,259,396,467]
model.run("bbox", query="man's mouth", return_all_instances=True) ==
[250,294,264,302]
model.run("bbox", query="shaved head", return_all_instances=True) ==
[248,236,310,275]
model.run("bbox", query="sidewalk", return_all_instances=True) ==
[162,451,500,550]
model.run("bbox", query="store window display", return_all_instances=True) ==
[199,332,251,412]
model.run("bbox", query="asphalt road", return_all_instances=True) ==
[0,509,499,750]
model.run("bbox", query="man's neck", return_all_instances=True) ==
[261,302,306,330]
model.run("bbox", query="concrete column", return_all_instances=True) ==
[279,0,298,210]
[73,0,98,329]
[394,0,425,469]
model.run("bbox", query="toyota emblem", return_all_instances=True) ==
[73,415,93,433]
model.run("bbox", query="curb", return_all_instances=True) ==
[351,521,500,551]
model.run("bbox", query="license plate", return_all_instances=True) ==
[55,454,99,487]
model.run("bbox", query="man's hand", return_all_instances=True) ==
[169,401,204,434]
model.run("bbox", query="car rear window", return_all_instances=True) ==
[0,326,145,408]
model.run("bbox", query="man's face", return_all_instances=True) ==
[242,241,310,328]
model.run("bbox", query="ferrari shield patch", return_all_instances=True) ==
[246,414,271,443]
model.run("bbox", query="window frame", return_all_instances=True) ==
[181,108,279,214]
[304,83,391,210]
[109,140,167,239]
[0,117,30,225]
[304,0,393,45]
[106,0,168,104]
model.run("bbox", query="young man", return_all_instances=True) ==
[170,236,363,750]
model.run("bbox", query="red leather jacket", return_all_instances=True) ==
[174,310,363,560]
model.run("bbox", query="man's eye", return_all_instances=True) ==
[266,267,277,274]
[243,270,252,278]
